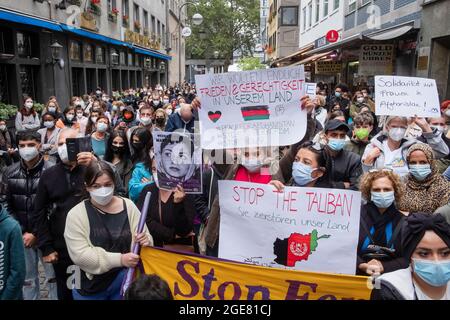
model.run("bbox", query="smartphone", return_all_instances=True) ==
[66,137,92,162]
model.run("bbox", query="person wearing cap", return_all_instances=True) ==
[319,119,362,190]
[362,116,449,177]
[371,213,450,300]
[0,130,57,300]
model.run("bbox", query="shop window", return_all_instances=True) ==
[120,51,126,65]
[135,54,140,67]
[19,65,37,98]
[84,44,94,63]
[128,52,134,66]
[0,65,12,103]
[17,32,32,58]
[70,41,81,61]
[0,27,13,54]
[96,47,105,64]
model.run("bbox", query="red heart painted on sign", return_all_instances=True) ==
[208,111,222,123]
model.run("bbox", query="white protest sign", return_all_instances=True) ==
[375,76,441,118]
[218,181,362,275]
[304,82,316,98]
[195,66,307,149]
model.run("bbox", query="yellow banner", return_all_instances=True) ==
[140,247,372,300]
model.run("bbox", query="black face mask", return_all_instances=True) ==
[156,118,165,125]
[112,145,125,154]
[132,142,144,150]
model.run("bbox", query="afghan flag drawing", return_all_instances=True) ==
[240,105,270,121]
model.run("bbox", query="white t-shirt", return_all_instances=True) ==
[383,140,409,176]
[414,280,450,300]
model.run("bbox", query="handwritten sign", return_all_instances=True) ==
[195,66,307,149]
[375,76,441,118]
[218,181,362,275]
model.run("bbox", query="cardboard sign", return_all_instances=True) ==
[375,76,441,118]
[195,66,307,149]
[218,181,362,275]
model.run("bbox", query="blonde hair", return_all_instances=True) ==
[359,170,404,202]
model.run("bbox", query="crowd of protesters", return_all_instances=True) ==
[0,80,449,300]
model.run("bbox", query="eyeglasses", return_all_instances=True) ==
[368,168,393,173]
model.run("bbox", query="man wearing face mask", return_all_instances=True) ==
[1,131,57,300]
[424,116,450,174]
[362,116,449,176]
[165,104,195,134]
[345,113,375,157]
[326,83,350,114]
[30,128,126,300]
[321,119,362,190]
[149,91,162,110]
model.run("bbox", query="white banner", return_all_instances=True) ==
[218,181,362,275]
[195,66,307,149]
[375,76,441,118]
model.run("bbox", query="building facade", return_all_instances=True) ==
[0,0,172,107]
[168,0,187,86]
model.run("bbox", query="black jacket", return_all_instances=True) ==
[357,202,408,275]
[324,147,362,190]
[1,156,54,233]
[30,162,126,258]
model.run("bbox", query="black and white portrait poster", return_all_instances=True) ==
[153,131,202,194]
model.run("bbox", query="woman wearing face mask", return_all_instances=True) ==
[137,157,196,252]
[75,106,89,136]
[165,104,174,117]
[397,144,450,214]
[357,169,408,277]
[104,131,133,194]
[15,96,40,133]
[128,128,154,203]
[349,91,370,120]
[42,99,62,119]
[362,116,449,177]
[37,112,61,163]
[56,106,80,132]
[90,116,110,160]
[85,109,102,136]
[153,109,167,132]
[110,101,124,128]
[371,213,450,300]
[64,161,153,300]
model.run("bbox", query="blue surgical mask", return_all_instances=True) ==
[413,259,450,287]
[328,138,346,151]
[371,191,395,209]
[243,158,262,173]
[409,164,432,181]
[292,162,317,186]
[335,91,341,98]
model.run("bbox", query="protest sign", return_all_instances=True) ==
[304,82,317,98]
[375,76,441,118]
[140,247,372,300]
[153,131,202,194]
[218,181,362,275]
[195,66,307,149]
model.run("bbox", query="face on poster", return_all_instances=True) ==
[218,181,362,275]
[153,131,203,194]
[195,66,308,150]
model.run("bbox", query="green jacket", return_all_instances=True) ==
[0,204,26,300]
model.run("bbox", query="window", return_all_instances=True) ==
[84,44,93,62]
[135,54,140,67]
[111,48,119,65]
[323,0,329,16]
[96,47,104,64]
[128,52,133,66]
[157,20,161,39]
[144,10,149,30]
[69,41,81,61]
[107,0,116,11]
[308,2,312,28]
[123,0,129,17]
[315,0,319,23]
[151,16,156,34]
[334,0,339,11]
[302,7,306,30]
[361,0,371,5]
[162,24,166,46]
[19,65,37,99]
[348,0,356,12]
[0,27,13,54]
[280,6,298,26]
[120,51,126,65]
[17,32,32,58]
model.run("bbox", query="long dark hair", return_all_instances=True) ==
[295,141,331,186]
[131,128,153,168]
[83,160,116,199]
[104,130,131,163]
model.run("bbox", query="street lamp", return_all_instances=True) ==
[178,2,203,86]
[214,50,220,59]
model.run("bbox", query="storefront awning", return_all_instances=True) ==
[305,33,364,55]
[134,47,172,61]
[271,44,314,66]
[0,9,62,32]
[364,24,414,41]
[292,51,333,66]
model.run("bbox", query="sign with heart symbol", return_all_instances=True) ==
[208,111,222,123]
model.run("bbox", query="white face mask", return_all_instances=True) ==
[0,125,6,131]
[48,107,56,113]
[58,144,70,164]
[96,90,102,95]
[388,127,406,142]
[44,121,55,129]
[430,125,445,134]
[357,97,364,103]
[140,117,152,126]
[89,186,114,206]
[242,158,263,173]
[66,114,75,121]
[19,147,39,162]
[91,117,98,123]
[163,99,170,105]
[153,100,160,106]
[445,109,450,117]
[79,100,86,108]
[25,102,33,109]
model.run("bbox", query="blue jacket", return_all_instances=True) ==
[128,162,154,203]
[165,112,195,133]
[0,204,26,300]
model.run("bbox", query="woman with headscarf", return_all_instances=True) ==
[397,143,450,214]
[361,116,449,177]
[371,213,450,300]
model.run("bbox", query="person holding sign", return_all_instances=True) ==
[371,213,450,300]
[397,144,450,214]
[361,116,449,176]
[357,169,408,276]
